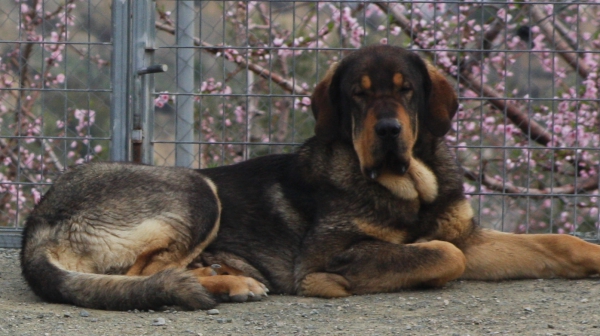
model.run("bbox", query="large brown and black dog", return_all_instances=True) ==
[21,44,600,311]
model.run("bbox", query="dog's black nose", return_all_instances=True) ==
[375,119,401,139]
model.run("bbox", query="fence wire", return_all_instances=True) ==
[0,1,112,247]
[1,1,599,248]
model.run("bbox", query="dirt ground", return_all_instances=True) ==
[1,248,600,335]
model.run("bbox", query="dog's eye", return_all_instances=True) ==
[352,89,368,98]
[398,84,413,93]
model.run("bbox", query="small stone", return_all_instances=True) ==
[548,324,555,329]
[207,309,220,315]
[79,310,90,317]
[152,317,166,326]
[63,312,72,318]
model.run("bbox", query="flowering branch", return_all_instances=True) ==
[459,71,553,146]
[155,21,309,96]
[529,5,590,79]
[463,167,599,196]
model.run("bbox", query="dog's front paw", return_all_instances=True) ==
[198,275,269,303]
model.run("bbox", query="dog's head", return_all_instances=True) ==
[311,44,458,179]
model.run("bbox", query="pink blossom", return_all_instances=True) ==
[31,188,41,204]
[234,106,245,124]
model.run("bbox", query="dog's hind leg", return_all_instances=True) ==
[460,229,600,280]
[120,226,268,303]
[125,218,219,277]
[190,268,269,303]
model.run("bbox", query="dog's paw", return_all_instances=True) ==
[198,275,269,303]
[190,264,221,277]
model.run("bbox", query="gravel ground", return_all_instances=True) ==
[2,248,600,335]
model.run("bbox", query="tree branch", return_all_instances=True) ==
[155,22,309,96]
[463,167,599,197]
[459,71,553,146]
[529,5,590,79]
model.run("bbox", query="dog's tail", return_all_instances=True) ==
[21,217,216,311]
[21,248,216,310]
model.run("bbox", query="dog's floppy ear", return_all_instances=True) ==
[424,62,459,137]
[312,62,339,142]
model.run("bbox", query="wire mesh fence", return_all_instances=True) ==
[0,0,112,247]
[1,1,599,247]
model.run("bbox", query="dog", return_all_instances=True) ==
[21,44,600,311]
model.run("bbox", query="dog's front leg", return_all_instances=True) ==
[299,240,466,297]
[461,229,600,280]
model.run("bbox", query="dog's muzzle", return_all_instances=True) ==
[364,118,411,180]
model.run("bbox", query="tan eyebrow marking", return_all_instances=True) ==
[361,75,372,90]
[393,73,403,87]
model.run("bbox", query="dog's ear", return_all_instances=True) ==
[312,62,339,142]
[424,62,459,137]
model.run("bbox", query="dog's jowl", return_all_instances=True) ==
[21,44,600,311]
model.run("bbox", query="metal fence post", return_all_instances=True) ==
[131,0,158,164]
[175,1,195,167]
[110,0,130,162]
